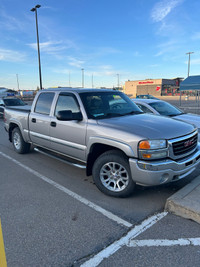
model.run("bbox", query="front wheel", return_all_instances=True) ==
[92,150,135,197]
[12,127,30,154]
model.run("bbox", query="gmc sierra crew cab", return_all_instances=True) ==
[4,88,200,197]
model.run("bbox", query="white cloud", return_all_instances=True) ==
[133,51,142,57]
[155,40,178,56]
[151,0,183,22]
[0,10,25,31]
[85,65,120,78]
[0,48,26,62]
[67,57,85,68]
[28,41,68,54]
[149,64,160,67]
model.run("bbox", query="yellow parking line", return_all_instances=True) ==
[0,219,7,267]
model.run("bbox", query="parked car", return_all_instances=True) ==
[4,88,200,197]
[0,97,27,117]
[136,94,159,100]
[132,98,200,140]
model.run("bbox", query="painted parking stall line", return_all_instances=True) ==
[81,212,168,267]
[128,238,200,247]
[0,151,132,228]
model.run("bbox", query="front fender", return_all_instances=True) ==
[87,136,135,158]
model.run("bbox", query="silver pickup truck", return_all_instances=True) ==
[4,88,200,197]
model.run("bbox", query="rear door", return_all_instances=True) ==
[29,92,55,148]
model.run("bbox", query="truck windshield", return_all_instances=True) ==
[80,91,143,119]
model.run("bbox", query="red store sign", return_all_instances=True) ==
[138,81,154,84]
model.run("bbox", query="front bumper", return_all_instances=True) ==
[129,143,200,186]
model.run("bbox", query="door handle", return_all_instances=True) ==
[32,118,36,123]
[50,121,57,127]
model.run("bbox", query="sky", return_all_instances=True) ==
[1,0,200,90]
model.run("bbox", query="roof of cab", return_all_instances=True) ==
[44,87,115,93]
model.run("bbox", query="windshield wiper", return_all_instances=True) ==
[168,112,185,117]
[97,110,143,119]
[122,111,143,116]
[105,113,122,118]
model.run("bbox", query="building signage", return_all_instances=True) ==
[138,81,154,85]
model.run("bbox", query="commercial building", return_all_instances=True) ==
[124,78,183,98]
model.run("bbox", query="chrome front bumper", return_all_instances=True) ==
[129,143,200,186]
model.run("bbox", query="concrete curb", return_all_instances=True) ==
[165,175,200,224]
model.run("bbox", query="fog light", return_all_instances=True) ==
[138,163,158,171]
[160,173,169,184]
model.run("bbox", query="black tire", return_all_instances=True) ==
[92,150,135,197]
[12,127,30,154]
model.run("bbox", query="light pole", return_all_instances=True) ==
[186,52,194,77]
[81,68,84,88]
[117,74,119,88]
[92,74,94,88]
[31,5,43,90]
[16,74,19,91]
[69,71,71,87]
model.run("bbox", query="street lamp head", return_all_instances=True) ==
[30,5,41,12]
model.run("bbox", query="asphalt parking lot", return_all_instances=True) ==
[1,114,200,266]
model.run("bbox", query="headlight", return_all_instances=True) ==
[138,139,168,160]
[139,140,167,150]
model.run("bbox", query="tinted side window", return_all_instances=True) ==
[35,93,55,115]
[55,95,80,117]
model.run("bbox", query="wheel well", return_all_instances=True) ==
[86,143,126,176]
[9,123,19,142]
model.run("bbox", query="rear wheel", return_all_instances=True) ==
[92,150,135,197]
[12,127,30,154]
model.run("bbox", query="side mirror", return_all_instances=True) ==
[0,104,5,107]
[72,111,83,121]
[56,110,83,121]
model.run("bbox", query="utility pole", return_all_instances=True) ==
[117,74,119,88]
[16,74,19,91]
[81,68,84,88]
[186,52,194,77]
[92,74,94,88]
[69,71,71,87]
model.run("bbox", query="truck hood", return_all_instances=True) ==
[97,114,196,140]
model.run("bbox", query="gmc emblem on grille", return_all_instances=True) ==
[184,138,195,147]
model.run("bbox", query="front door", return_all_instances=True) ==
[50,93,87,162]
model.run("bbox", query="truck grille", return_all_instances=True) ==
[172,132,198,156]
